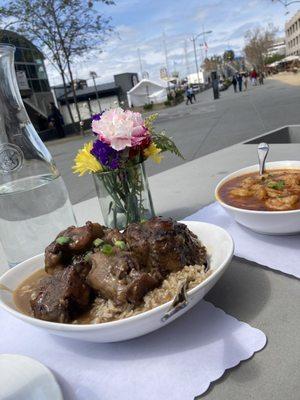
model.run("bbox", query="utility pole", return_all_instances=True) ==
[191,36,201,88]
[137,48,143,79]
[163,31,171,93]
[190,30,212,87]
[89,71,101,113]
[184,39,190,76]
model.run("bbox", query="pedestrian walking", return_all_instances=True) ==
[259,72,264,85]
[232,75,237,93]
[251,69,257,86]
[185,87,193,105]
[190,86,196,102]
[237,73,243,92]
[243,74,248,91]
[48,102,65,138]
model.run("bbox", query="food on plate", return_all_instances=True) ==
[218,169,300,211]
[14,217,210,324]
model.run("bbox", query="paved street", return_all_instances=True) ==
[47,75,300,204]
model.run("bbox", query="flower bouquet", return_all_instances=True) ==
[73,107,182,229]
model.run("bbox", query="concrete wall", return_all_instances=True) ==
[60,95,119,124]
[114,73,138,107]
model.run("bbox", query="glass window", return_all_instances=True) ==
[26,64,38,78]
[37,64,47,79]
[10,36,20,47]
[29,79,42,92]
[15,64,27,73]
[32,49,43,64]
[39,79,50,92]
[14,48,23,62]
[22,49,34,62]
[0,33,9,43]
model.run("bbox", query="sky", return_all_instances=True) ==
[46,0,300,86]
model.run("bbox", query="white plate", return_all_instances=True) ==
[0,354,63,400]
[0,221,233,343]
[215,161,300,235]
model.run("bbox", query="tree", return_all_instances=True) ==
[264,53,285,65]
[202,55,222,72]
[0,0,114,128]
[223,50,235,61]
[243,25,277,70]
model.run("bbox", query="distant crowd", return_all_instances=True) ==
[231,70,265,93]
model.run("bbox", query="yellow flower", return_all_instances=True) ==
[72,141,102,176]
[143,143,163,164]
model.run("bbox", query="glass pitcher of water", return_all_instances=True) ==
[0,44,76,267]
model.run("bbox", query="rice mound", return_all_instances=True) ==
[77,264,212,324]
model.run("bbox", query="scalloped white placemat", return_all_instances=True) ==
[0,301,266,399]
[186,202,300,279]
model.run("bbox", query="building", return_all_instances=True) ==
[53,72,139,124]
[187,70,208,85]
[285,10,300,56]
[0,30,54,131]
[267,38,286,56]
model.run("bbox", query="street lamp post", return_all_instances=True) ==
[190,30,212,89]
[191,36,201,89]
[89,71,102,113]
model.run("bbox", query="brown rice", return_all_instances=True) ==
[75,264,212,324]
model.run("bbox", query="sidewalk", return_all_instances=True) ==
[270,71,300,87]
[48,77,300,205]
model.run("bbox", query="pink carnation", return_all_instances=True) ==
[92,108,149,151]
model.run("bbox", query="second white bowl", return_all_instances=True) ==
[215,161,300,235]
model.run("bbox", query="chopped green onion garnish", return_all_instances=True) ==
[84,252,92,262]
[101,244,113,255]
[114,240,126,250]
[267,180,285,190]
[93,238,104,247]
[56,236,71,245]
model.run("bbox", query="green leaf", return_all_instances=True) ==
[152,131,184,159]
[56,236,71,245]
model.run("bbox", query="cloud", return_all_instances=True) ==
[228,22,260,39]
[46,0,294,85]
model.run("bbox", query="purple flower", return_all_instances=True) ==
[92,113,102,121]
[91,139,121,170]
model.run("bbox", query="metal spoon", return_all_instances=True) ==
[257,142,269,176]
[161,279,189,323]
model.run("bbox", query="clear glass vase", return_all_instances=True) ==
[93,162,155,229]
[0,44,76,267]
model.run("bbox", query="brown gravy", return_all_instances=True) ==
[13,269,47,316]
[13,269,93,324]
[218,169,300,211]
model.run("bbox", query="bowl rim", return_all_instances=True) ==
[215,160,300,215]
[0,221,234,331]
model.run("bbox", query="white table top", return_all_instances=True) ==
[1,142,300,399]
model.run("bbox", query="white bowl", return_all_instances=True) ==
[215,160,300,235]
[0,221,233,343]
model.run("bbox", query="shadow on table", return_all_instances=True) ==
[51,256,270,400]
[205,256,271,323]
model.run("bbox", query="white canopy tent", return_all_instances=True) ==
[127,79,168,107]
[281,55,300,62]
[267,61,281,67]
